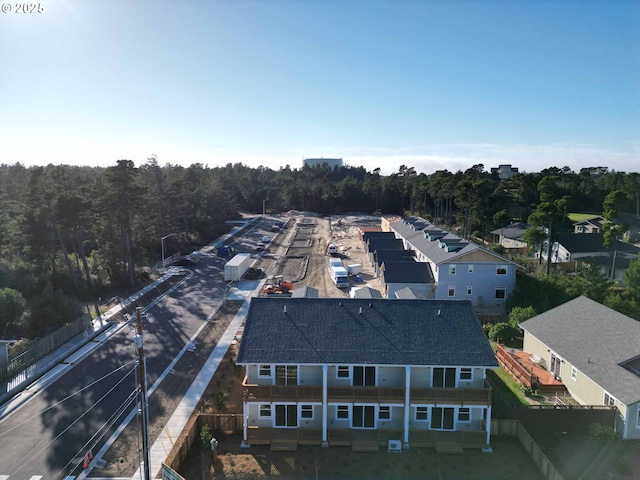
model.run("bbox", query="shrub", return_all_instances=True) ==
[488,323,518,342]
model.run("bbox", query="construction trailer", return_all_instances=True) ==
[224,253,253,282]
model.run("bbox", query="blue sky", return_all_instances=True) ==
[1,0,638,175]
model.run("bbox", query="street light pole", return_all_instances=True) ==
[161,233,176,272]
[262,199,267,216]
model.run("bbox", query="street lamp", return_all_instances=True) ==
[161,233,176,272]
[262,199,268,216]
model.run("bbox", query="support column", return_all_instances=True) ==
[322,365,328,446]
[483,405,493,453]
[241,401,250,448]
[403,366,411,448]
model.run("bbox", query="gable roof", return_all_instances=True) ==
[381,260,435,284]
[394,287,427,299]
[557,233,640,255]
[292,286,319,298]
[490,222,530,240]
[237,298,498,367]
[573,216,606,229]
[520,296,640,405]
[351,286,384,299]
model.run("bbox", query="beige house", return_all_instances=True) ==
[520,296,640,439]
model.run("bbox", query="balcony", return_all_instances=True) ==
[243,376,492,406]
[410,381,492,406]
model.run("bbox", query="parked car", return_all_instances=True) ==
[261,235,270,242]
[255,243,265,251]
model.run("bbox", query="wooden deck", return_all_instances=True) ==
[496,344,565,394]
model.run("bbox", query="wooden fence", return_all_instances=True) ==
[492,419,565,480]
[163,414,243,473]
[0,315,92,384]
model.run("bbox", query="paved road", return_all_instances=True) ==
[0,217,277,480]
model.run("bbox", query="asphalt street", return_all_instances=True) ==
[0,216,278,480]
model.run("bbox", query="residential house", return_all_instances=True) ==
[490,222,530,251]
[237,298,498,451]
[573,216,606,234]
[388,217,520,309]
[520,296,640,440]
[544,233,640,285]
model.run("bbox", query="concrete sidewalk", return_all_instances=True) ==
[0,269,185,418]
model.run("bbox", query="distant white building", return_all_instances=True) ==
[303,158,343,169]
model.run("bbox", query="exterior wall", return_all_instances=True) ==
[378,365,405,387]
[500,236,528,249]
[299,365,322,385]
[410,366,431,387]
[624,402,640,440]
[432,262,516,307]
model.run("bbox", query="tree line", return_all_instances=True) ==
[1,158,639,338]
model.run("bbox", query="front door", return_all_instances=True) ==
[550,354,561,377]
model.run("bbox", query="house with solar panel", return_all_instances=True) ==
[237,297,498,452]
[520,296,640,440]
[384,217,520,309]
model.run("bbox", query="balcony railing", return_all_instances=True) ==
[243,376,491,406]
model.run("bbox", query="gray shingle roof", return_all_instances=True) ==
[381,261,434,284]
[558,233,640,255]
[490,222,530,240]
[374,249,415,267]
[366,237,405,253]
[237,298,498,367]
[520,296,640,406]
[351,286,384,299]
[394,287,427,299]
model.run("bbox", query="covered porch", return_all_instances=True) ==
[245,426,489,452]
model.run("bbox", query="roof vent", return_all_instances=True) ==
[283,305,287,314]
[437,309,441,316]
[339,302,342,306]
[359,306,362,315]
[369,303,372,307]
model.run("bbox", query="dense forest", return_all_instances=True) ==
[1,158,639,338]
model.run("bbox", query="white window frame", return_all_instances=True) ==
[604,392,616,406]
[336,405,350,420]
[336,365,350,379]
[449,265,456,275]
[300,404,314,420]
[415,406,428,422]
[259,404,272,418]
[274,403,298,428]
[495,287,506,299]
[496,266,507,275]
[571,367,577,381]
[458,407,471,422]
[259,365,271,377]
[448,285,455,297]
[378,406,391,421]
[459,367,473,381]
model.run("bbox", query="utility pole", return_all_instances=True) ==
[135,307,152,480]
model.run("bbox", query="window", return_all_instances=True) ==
[433,367,456,388]
[496,266,507,275]
[336,405,349,419]
[468,265,474,273]
[259,404,272,418]
[637,405,640,428]
[415,406,428,421]
[353,366,376,386]
[337,365,350,379]
[352,405,375,428]
[448,286,455,297]
[275,404,297,427]
[300,405,314,419]
[275,365,298,385]
[495,287,506,299]
[378,406,391,420]
[604,392,616,406]
[459,368,472,381]
[449,265,456,275]
[431,407,455,430]
[458,407,471,422]
[571,367,578,381]
[259,365,271,377]
[467,285,472,296]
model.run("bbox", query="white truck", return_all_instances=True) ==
[224,253,253,282]
[328,258,349,288]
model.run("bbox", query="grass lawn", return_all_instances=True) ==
[568,212,600,222]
